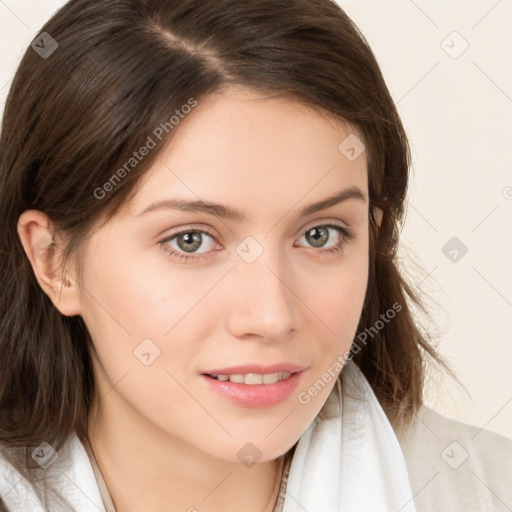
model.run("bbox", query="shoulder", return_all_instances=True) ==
[395,405,512,512]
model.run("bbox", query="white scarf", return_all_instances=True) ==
[0,360,416,511]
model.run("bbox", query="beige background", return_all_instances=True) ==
[0,0,510,440]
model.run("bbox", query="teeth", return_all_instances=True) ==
[212,372,292,385]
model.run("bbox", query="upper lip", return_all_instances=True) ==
[202,363,307,375]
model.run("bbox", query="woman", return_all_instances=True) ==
[0,0,511,511]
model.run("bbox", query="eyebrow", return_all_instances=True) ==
[136,186,367,221]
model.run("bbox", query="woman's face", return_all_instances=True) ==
[78,86,370,462]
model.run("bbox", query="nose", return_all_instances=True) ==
[224,242,298,342]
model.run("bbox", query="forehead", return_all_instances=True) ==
[126,86,368,219]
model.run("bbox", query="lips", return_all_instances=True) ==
[200,368,305,407]
[199,362,309,407]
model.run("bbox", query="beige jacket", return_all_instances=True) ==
[397,406,512,512]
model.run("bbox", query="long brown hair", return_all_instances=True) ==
[0,0,454,509]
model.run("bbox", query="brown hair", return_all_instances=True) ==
[0,0,454,509]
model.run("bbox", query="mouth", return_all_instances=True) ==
[199,369,306,408]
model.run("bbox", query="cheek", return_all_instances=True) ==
[312,277,367,368]
[305,245,369,342]
[82,244,193,337]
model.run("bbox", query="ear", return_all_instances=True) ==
[17,210,82,317]
[372,205,383,228]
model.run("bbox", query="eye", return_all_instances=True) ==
[158,223,354,263]
[295,225,352,251]
[159,227,219,262]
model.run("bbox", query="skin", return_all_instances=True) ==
[18,86,373,512]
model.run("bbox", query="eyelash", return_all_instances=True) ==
[158,224,354,263]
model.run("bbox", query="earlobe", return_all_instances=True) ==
[17,210,82,317]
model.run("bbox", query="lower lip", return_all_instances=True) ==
[200,371,304,408]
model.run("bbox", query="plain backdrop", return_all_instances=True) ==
[0,0,511,440]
